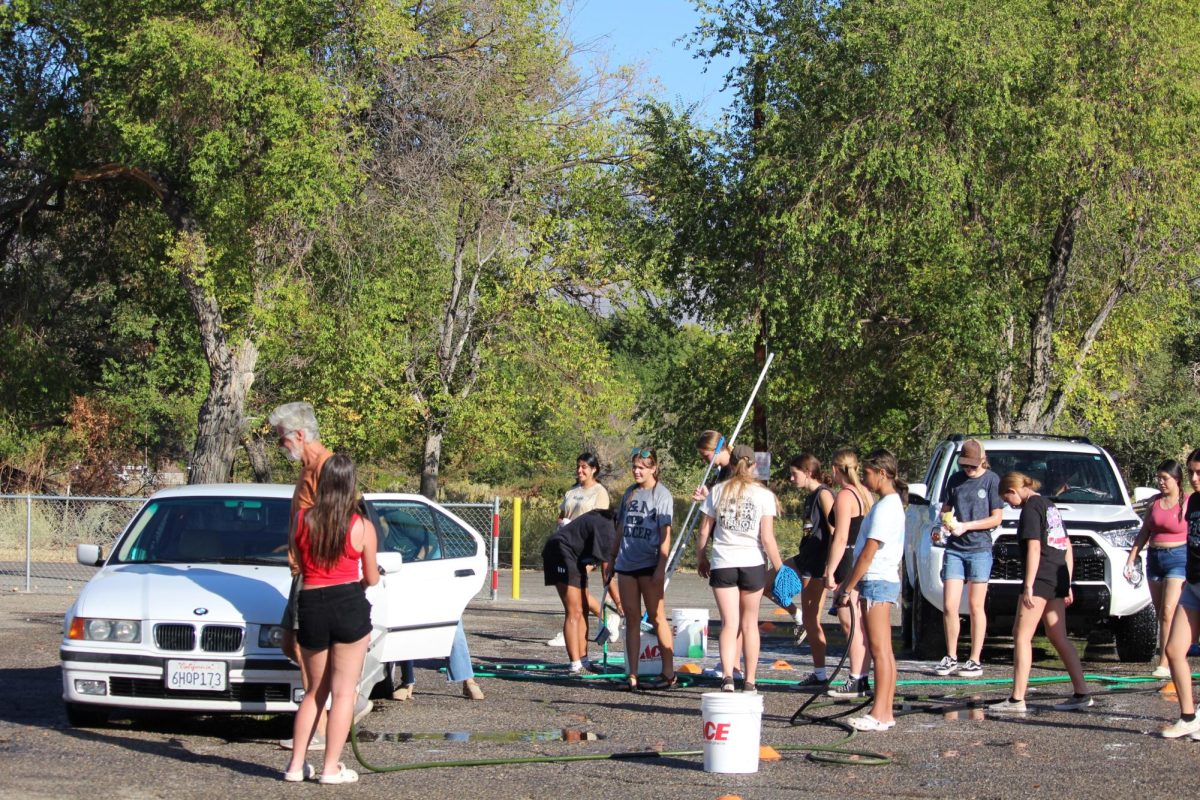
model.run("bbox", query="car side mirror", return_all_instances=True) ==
[376,551,404,574]
[76,544,103,566]
[907,483,928,503]
[1132,487,1158,505]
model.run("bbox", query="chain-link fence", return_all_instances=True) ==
[0,494,503,595]
[0,494,147,593]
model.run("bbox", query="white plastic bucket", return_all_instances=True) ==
[701,691,764,774]
[632,632,662,675]
[671,607,709,662]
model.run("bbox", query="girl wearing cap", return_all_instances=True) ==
[788,454,836,686]
[834,449,906,731]
[988,472,1091,713]
[1159,449,1200,738]
[1124,459,1188,679]
[933,439,1003,679]
[609,447,675,690]
[696,444,785,693]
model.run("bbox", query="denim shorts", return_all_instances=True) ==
[858,579,900,608]
[942,549,994,584]
[1177,581,1200,612]
[1147,546,1187,582]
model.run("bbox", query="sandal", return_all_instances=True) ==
[282,762,314,782]
[317,763,359,785]
[624,675,639,691]
[642,673,677,691]
[848,713,895,732]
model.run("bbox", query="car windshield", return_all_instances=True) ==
[946,450,1124,506]
[112,497,292,564]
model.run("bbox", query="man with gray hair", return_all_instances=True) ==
[269,402,369,749]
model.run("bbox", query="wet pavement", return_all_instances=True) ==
[1,571,1196,799]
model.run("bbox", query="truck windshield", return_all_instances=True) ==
[947,451,1123,505]
[112,497,292,564]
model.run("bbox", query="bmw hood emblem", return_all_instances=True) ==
[193,607,209,616]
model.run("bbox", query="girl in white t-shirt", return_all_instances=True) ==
[836,448,907,731]
[696,444,784,693]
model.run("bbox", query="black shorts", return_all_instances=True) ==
[296,582,372,650]
[280,574,302,630]
[616,565,657,579]
[1032,564,1071,600]
[833,546,855,584]
[543,542,586,588]
[794,538,828,579]
[709,564,767,592]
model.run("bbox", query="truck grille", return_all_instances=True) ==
[109,677,290,702]
[155,624,196,651]
[991,535,1106,582]
[200,626,244,652]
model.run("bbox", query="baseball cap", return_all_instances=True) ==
[731,443,755,464]
[957,439,985,468]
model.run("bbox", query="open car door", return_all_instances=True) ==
[361,494,487,663]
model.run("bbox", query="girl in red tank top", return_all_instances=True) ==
[284,454,379,785]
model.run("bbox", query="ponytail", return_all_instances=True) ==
[832,447,873,513]
[863,448,908,506]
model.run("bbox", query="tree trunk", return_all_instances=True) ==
[987,315,1015,432]
[243,434,273,483]
[419,417,446,500]
[172,230,259,484]
[1013,200,1082,432]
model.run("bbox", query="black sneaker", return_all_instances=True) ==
[798,671,828,688]
[827,675,871,699]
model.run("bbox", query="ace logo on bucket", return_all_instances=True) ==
[704,721,731,742]
[640,641,661,660]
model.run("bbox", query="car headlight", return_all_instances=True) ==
[69,617,141,643]
[258,625,286,648]
[1099,525,1141,549]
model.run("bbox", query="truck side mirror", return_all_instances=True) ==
[76,544,104,566]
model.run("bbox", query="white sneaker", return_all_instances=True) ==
[848,713,895,732]
[933,656,959,676]
[279,733,325,751]
[546,631,566,647]
[1153,664,1173,679]
[1162,717,1200,738]
[1052,694,1093,711]
[987,698,1027,713]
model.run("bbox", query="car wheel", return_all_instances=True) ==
[910,576,947,661]
[1113,606,1157,663]
[900,568,915,650]
[65,702,108,728]
[371,661,402,699]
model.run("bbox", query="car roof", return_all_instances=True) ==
[148,483,296,500]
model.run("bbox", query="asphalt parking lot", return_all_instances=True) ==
[1,572,1195,799]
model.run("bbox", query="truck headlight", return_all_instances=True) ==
[69,617,141,643]
[1099,525,1141,549]
[258,625,286,648]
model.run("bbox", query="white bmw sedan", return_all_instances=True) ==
[61,483,486,726]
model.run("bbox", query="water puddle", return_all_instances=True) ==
[357,728,604,744]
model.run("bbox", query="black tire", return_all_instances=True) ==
[900,568,915,650]
[370,661,402,699]
[910,576,947,660]
[65,702,108,728]
[1114,606,1158,663]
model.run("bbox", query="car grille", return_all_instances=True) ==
[201,626,244,652]
[155,624,196,651]
[109,678,291,702]
[991,535,1106,582]
[154,623,245,653]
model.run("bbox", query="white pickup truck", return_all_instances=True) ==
[902,434,1157,662]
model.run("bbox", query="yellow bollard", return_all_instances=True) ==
[512,497,522,599]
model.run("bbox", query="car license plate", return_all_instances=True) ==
[166,660,227,691]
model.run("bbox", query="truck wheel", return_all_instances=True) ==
[901,570,915,650]
[1114,607,1158,663]
[370,662,402,699]
[65,702,108,728]
[909,577,947,660]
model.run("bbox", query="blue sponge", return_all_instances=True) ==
[771,564,803,608]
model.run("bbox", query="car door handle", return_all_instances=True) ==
[454,569,475,577]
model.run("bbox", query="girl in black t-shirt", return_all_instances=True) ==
[987,472,1092,713]
[1160,449,1200,739]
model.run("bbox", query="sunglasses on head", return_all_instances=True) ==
[631,447,653,459]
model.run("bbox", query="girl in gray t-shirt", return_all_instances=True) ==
[608,447,675,690]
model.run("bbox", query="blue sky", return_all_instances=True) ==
[559,0,739,120]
